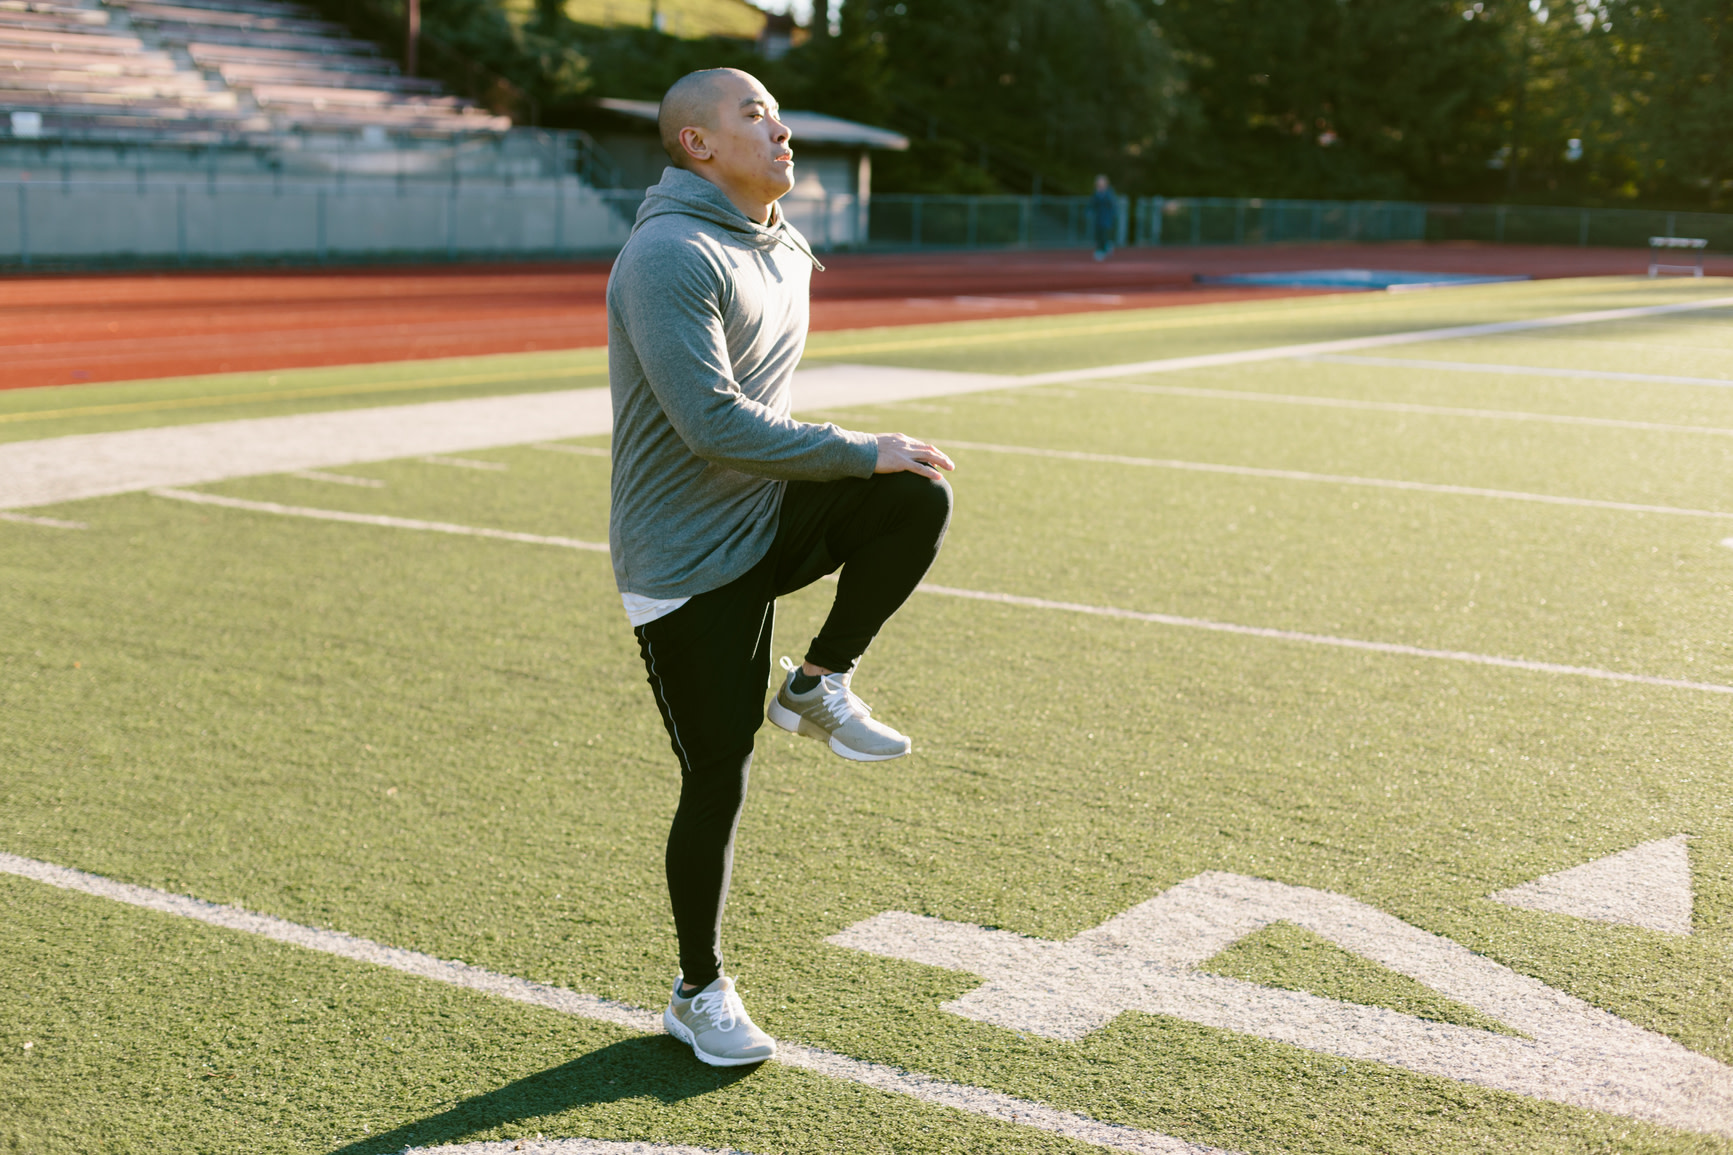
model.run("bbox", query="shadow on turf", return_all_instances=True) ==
[326,1035,761,1155]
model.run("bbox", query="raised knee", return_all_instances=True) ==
[895,470,952,520]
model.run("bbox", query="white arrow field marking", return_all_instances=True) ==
[830,871,1733,1137]
[1490,835,1695,936]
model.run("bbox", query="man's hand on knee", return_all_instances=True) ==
[874,433,955,482]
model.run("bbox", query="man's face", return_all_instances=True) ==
[698,74,795,208]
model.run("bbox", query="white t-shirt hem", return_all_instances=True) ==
[621,592,691,627]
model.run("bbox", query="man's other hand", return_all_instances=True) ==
[874,433,956,482]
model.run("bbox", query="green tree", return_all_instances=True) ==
[1611,0,1733,207]
[1152,0,1513,199]
[777,0,1180,194]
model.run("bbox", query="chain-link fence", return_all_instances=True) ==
[1137,196,1733,251]
[865,194,1129,250]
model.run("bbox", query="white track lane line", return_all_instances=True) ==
[0,510,86,528]
[148,488,1733,697]
[1010,295,1733,387]
[942,439,1733,520]
[149,488,608,552]
[1307,354,1733,389]
[1091,382,1733,438]
[0,850,1227,1155]
[915,583,1733,696]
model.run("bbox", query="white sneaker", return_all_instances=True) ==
[767,656,912,762]
[663,975,777,1067]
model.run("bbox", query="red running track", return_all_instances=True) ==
[1,243,1721,391]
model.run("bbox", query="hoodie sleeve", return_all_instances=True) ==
[613,236,878,482]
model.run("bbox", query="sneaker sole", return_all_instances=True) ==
[767,698,910,762]
[663,1006,776,1067]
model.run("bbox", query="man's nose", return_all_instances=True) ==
[769,116,791,144]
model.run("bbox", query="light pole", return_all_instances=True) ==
[406,0,420,77]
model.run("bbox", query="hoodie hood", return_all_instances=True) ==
[632,166,825,271]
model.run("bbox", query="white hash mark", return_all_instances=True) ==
[829,871,1733,1137]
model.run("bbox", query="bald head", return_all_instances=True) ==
[654,67,794,220]
[659,68,751,167]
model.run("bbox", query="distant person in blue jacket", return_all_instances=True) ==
[1091,174,1118,261]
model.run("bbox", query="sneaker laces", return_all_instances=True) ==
[819,673,872,724]
[691,984,744,1032]
[781,657,875,725]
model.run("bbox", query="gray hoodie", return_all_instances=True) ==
[606,166,878,600]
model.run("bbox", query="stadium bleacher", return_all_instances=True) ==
[0,0,509,154]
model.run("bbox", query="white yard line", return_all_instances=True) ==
[289,470,387,488]
[941,439,1733,520]
[8,294,1733,512]
[146,489,1733,697]
[0,510,86,528]
[1091,382,1733,438]
[412,1137,738,1144]
[0,850,1227,1155]
[529,442,612,458]
[150,488,609,552]
[914,583,1733,696]
[1307,354,1733,389]
[1011,295,1733,387]
[421,455,510,471]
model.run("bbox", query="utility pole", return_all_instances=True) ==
[815,0,832,36]
[405,0,420,76]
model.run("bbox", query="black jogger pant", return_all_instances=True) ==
[634,470,952,989]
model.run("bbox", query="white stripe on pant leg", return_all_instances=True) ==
[0,851,1229,1155]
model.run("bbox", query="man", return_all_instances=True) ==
[1091,174,1118,261]
[606,68,955,1068]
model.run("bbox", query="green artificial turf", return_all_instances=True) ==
[0,876,1087,1155]
[801,277,1733,376]
[4,278,1733,1154]
[1197,922,1523,1037]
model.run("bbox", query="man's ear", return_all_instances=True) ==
[678,126,711,164]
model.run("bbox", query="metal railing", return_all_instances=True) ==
[0,179,888,266]
[0,176,646,266]
[1137,198,1426,246]
[865,194,1129,250]
[1137,196,1733,251]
